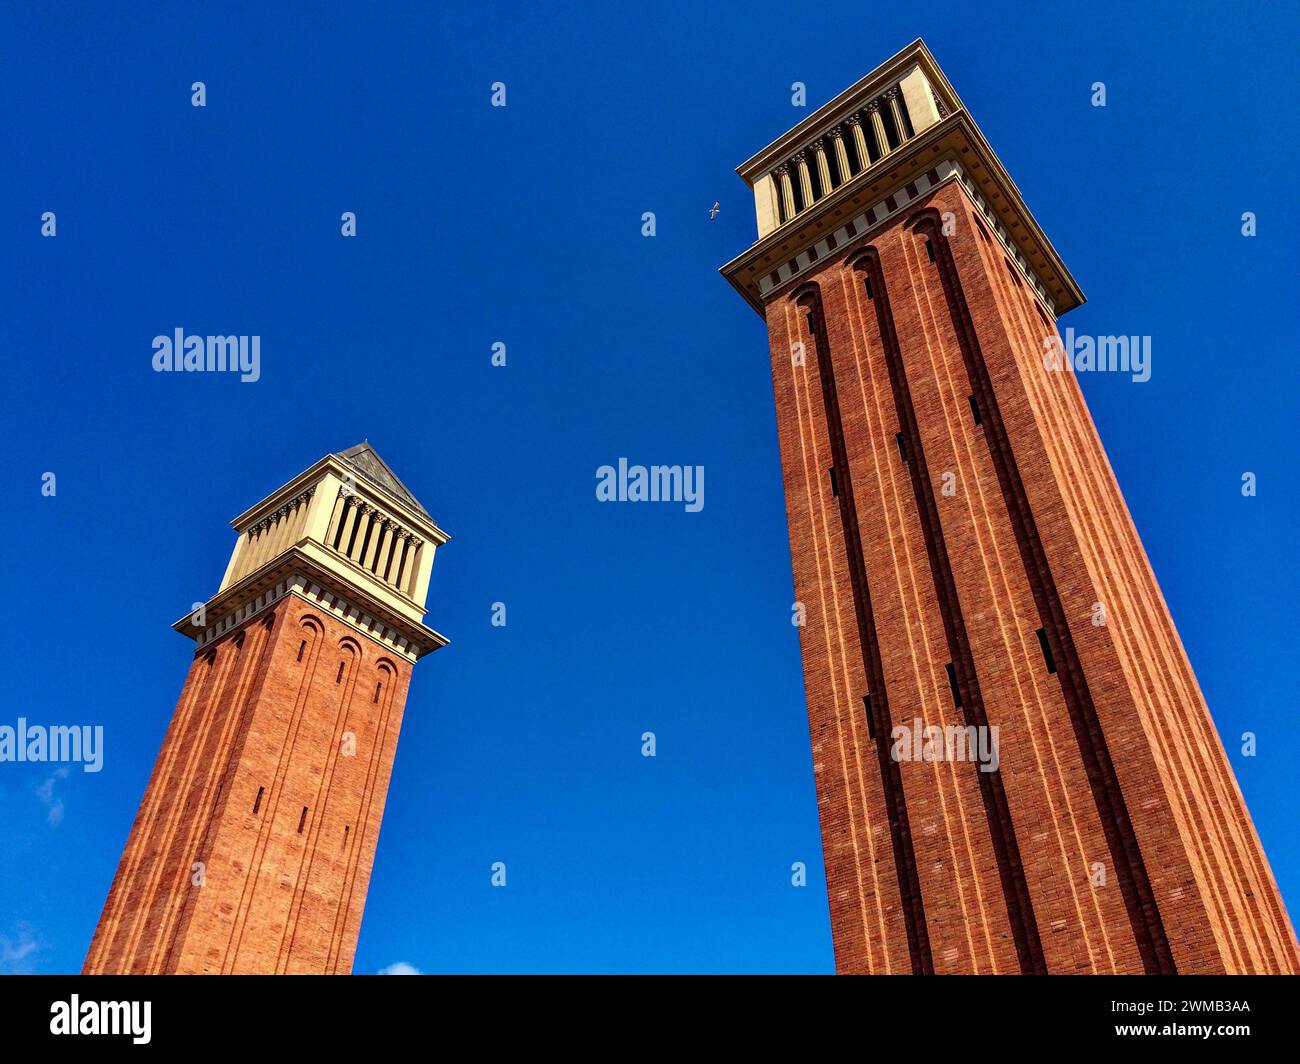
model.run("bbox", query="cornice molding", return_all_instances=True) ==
[721,113,1084,318]
[173,547,448,660]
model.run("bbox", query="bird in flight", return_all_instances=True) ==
[709,201,720,220]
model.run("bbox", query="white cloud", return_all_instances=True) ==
[0,924,43,974]
[36,766,70,826]
[377,961,421,975]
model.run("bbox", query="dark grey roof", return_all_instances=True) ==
[334,442,430,518]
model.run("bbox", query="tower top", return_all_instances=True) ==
[174,445,450,661]
[334,441,431,519]
[721,39,1084,318]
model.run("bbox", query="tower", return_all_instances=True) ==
[84,444,449,974]
[722,41,1298,974]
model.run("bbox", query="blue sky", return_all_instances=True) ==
[0,1,1295,974]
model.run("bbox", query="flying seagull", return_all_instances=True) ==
[709,201,720,220]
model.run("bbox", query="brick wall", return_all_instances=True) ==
[84,595,413,974]
[765,179,1300,974]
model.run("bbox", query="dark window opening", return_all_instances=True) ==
[862,694,875,741]
[945,662,962,707]
[864,121,883,164]
[826,145,843,188]
[863,274,874,300]
[896,96,915,139]
[296,640,306,662]
[373,681,383,704]
[336,661,345,684]
[394,542,411,591]
[357,519,375,565]
[252,787,264,815]
[968,394,982,426]
[925,238,936,263]
[880,104,902,150]
[805,310,816,335]
[344,514,363,558]
[1036,628,1058,674]
[791,172,806,214]
[808,158,824,201]
[844,128,862,174]
[895,432,908,461]
[297,807,308,834]
[343,825,351,849]
[828,466,839,497]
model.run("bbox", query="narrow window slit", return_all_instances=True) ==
[895,432,908,461]
[296,639,306,662]
[863,274,874,300]
[297,807,308,834]
[373,681,382,704]
[862,694,875,741]
[968,394,982,426]
[828,467,839,497]
[945,663,962,707]
[336,661,345,684]
[1036,627,1058,674]
[925,238,936,263]
[252,787,264,815]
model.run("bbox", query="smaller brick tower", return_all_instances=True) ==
[84,444,449,974]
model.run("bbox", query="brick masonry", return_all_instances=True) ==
[765,178,1300,974]
[83,594,412,974]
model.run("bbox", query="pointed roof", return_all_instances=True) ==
[334,441,431,518]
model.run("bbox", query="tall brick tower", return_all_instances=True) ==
[722,41,1298,974]
[84,444,449,974]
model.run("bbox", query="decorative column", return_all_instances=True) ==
[395,535,414,591]
[829,125,852,183]
[846,113,871,170]
[885,87,911,142]
[773,163,795,221]
[811,137,833,194]
[367,518,392,573]
[336,496,362,556]
[793,150,814,209]
[867,98,890,158]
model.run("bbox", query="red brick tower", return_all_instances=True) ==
[722,41,1298,974]
[84,444,449,974]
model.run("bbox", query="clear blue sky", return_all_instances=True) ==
[0,1,1295,974]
